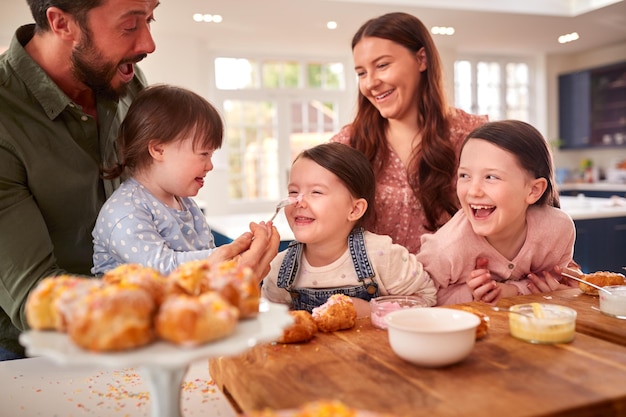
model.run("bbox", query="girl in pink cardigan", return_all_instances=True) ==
[416,120,578,305]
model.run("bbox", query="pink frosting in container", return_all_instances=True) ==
[370,295,429,329]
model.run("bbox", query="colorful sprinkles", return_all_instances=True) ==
[6,365,236,416]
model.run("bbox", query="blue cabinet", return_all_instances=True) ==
[559,71,591,148]
[573,216,626,273]
[558,61,626,149]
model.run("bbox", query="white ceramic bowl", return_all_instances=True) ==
[384,307,480,367]
[370,295,429,329]
[599,285,626,319]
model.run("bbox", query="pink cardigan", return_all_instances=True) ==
[416,205,576,305]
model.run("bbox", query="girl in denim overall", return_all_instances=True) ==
[261,143,437,316]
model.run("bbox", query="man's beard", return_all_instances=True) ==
[71,30,145,101]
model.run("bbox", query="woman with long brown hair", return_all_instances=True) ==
[332,12,487,253]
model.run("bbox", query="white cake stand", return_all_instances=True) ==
[20,300,292,417]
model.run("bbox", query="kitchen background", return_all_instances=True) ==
[3,0,626,215]
[2,0,626,270]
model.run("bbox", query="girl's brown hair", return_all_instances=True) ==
[296,142,376,228]
[463,120,560,207]
[349,12,456,231]
[103,84,223,179]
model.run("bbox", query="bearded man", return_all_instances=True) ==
[0,0,278,360]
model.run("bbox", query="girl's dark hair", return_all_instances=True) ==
[463,120,560,207]
[27,0,103,32]
[349,12,456,231]
[295,142,376,227]
[103,84,223,179]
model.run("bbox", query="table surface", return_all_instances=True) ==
[209,290,626,417]
[0,357,237,417]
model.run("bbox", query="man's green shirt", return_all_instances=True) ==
[0,25,147,356]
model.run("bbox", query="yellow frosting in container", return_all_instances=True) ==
[508,303,576,344]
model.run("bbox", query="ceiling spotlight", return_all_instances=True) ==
[192,13,223,23]
[558,32,580,44]
[431,26,455,36]
[327,21,338,30]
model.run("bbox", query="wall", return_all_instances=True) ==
[546,40,626,179]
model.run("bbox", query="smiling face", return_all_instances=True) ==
[353,36,426,123]
[456,138,547,250]
[71,0,157,99]
[285,157,365,248]
[145,134,215,205]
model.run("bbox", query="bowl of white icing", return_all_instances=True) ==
[599,285,626,319]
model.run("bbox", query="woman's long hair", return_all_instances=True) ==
[350,12,457,231]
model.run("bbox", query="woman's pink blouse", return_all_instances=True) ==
[330,109,487,254]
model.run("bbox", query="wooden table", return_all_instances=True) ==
[209,291,626,416]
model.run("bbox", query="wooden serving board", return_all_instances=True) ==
[209,301,626,417]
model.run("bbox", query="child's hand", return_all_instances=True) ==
[212,221,280,281]
[466,257,501,303]
[241,221,280,279]
[527,266,575,293]
[556,261,584,288]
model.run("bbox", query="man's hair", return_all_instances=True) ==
[26,0,105,32]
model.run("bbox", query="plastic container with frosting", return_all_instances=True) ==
[599,285,626,319]
[370,295,429,329]
[508,303,576,344]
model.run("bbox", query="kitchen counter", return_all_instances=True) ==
[559,195,626,272]
[559,195,626,220]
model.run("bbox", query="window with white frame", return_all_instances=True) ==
[213,58,346,204]
[454,57,532,122]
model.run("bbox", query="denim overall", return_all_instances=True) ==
[277,228,380,312]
